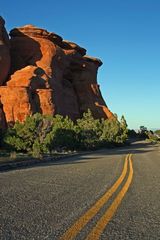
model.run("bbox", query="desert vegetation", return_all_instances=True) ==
[0,110,128,157]
[137,126,160,143]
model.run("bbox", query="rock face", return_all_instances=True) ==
[0,17,10,86]
[0,19,113,126]
[0,97,7,129]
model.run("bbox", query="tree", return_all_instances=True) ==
[138,126,148,139]
[3,113,44,152]
[3,111,130,154]
[100,115,128,145]
[42,115,78,151]
[140,126,147,133]
[120,115,128,142]
[155,129,160,137]
[76,109,102,149]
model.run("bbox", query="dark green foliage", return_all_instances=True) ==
[76,110,102,149]
[2,110,129,154]
[145,129,160,143]
[155,129,160,136]
[147,131,160,142]
[138,126,149,139]
[43,115,78,151]
[128,129,138,138]
[100,115,128,146]
[3,113,52,154]
[140,126,147,132]
[137,127,160,142]
[51,128,78,150]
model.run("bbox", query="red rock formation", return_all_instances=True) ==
[0,87,32,123]
[35,89,55,115]
[0,97,7,129]
[9,25,84,120]
[0,17,10,86]
[68,55,112,119]
[0,20,113,124]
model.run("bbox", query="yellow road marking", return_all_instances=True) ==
[60,154,129,240]
[86,154,133,240]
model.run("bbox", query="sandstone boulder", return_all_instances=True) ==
[7,66,50,90]
[0,20,113,125]
[0,86,32,123]
[66,55,113,119]
[9,25,81,119]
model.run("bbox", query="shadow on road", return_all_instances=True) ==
[0,141,158,173]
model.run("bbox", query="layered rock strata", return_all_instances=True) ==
[0,20,113,127]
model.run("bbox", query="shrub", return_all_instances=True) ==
[3,113,51,153]
[100,115,128,146]
[3,111,129,153]
[76,110,102,149]
[43,115,78,151]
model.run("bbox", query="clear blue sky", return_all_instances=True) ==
[1,0,160,129]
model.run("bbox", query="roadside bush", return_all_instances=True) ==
[3,110,129,154]
[43,115,78,151]
[146,131,160,143]
[76,110,102,149]
[3,113,52,154]
[155,129,160,137]
[128,129,138,138]
[100,115,128,146]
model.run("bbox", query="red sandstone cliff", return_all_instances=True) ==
[0,17,10,86]
[0,18,113,127]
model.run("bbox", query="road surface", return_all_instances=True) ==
[0,141,160,239]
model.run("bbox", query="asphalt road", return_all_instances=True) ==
[0,141,160,240]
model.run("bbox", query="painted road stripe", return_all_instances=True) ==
[86,154,133,240]
[60,154,129,240]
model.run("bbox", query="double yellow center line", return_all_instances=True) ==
[60,154,133,240]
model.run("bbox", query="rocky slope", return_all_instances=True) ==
[0,17,113,127]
